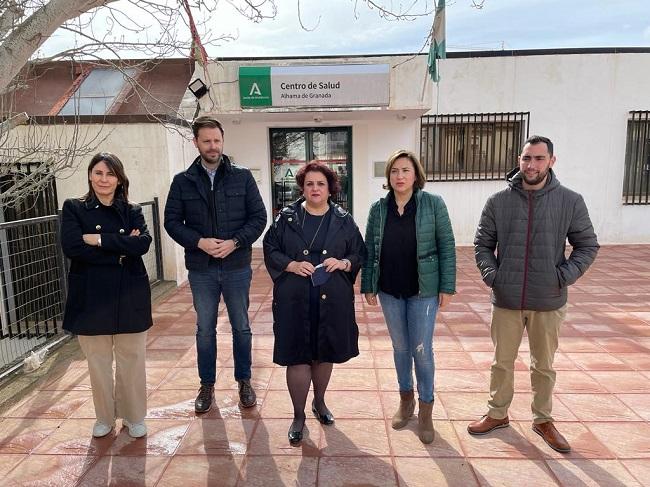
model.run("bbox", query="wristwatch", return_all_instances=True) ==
[97,236,102,247]
[232,237,241,249]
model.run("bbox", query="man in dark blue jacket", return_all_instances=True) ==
[164,116,266,413]
[469,135,599,453]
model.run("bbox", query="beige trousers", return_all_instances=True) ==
[78,331,147,425]
[487,304,567,424]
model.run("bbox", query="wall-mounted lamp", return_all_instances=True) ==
[188,78,209,99]
[397,113,408,121]
[313,115,323,123]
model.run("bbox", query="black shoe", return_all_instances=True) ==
[311,400,334,425]
[238,379,257,408]
[288,416,305,446]
[195,385,214,413]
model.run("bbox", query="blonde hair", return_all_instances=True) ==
[384,149,426,191]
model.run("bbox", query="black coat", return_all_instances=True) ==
[164,155,267,271]
[263,199,366,365]
[61,197,153,335]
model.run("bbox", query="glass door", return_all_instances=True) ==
[270,127,352,215]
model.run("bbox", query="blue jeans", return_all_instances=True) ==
[378,292,438,403]
[188,265,252,385]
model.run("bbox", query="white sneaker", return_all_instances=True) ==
[123,419,147,438]
[92,421,113,438]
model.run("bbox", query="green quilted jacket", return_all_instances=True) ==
[361,190,456,297]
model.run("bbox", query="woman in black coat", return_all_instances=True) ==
[263,161,365,446]
[61,152,152,439]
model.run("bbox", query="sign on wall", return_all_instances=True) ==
[239,64,390,108]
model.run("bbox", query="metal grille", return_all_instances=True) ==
[623,111,650,205]
[420,112,530,181]
[139,198,164,284]
[0,216,66,371]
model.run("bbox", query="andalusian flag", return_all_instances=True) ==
[428,0,446,83]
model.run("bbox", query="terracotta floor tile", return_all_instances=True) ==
[508,392,578,422]
[456,336,495,352]
[555,393,642,421]
[238,456,318,486]
[565,352,632,371]
[0,453,26,476]
[381,392,447,420]
[176,418,255,456]
[318,456,397,487]
[247,418,321,456]
[593,337,650,353]
[617,394,650,421]
[587,371,650,393]
[373,349,397,368]
[437,392,487,421]
[3,454,96,487]
[436,351,477,369]
[435,370,489,393]
[33,418,117,455]
[328,368,380,391]
[320,419,391,456]
[621,460,650,486]
[147,335,196,350]
[586,422,650,458]
[394,457,479,487]
[557,337,605,353]
[78,455,169,486]
[0,418,63,454]
[521,421,615,459]
[107,419,191,456]
[144,348,186,368]
[338,349,375,368]
[317,390,383,420]
[470,459,557,486]
[553,371,606,393]
[434,336,464,351]
[215,367,274,391]
[159,367,209,390]
[4,390,91,419]
[40,368,92,391]
[453,421,541,459]
[389,419,464,457]
[546,459,642,486]
[146,389,198,419]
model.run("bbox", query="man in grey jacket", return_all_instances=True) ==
[468,135,599,453]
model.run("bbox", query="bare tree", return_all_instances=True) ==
[0,0,441,207]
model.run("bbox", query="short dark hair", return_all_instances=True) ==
[192,116,224,138]
[384,149,426,191]
[295,161,341,196]
[84,152,129,202]
[523,135,554,156]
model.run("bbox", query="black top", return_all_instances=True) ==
[379,192,419,299]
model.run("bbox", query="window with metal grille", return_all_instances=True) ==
[420,112,529,181]
[623,111,650,205]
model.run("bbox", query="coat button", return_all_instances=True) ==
[303,249,309,255]
[95,225,101,231]
[119,229,125,234]
[322,249,327,255]
[288,217,293,222]
[321,294,327,299]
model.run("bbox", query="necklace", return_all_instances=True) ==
[301,207,328,250]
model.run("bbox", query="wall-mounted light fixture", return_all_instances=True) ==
[188,78,208,99]
[397,113,408,121]
[313,115,323,123]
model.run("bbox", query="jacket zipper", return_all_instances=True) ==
[520,191,533,309]
[375,202,385,292]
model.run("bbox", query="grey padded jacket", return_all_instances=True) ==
[474,168,599,311]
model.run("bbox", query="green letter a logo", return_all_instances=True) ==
[249,83,262,96]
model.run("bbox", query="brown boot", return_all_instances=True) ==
[417,399,435,444]
[392,390,415,430]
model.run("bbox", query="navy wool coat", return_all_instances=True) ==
[61,197,153,335]
[263,199,366,366]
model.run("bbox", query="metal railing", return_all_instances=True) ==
[420,112,530,181]
[623,111,650,205]
[0,198,164,376]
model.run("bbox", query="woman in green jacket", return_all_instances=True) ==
[361,149,456,444]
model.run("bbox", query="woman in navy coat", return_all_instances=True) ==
[61,152,152,438]
[263,161,365,445]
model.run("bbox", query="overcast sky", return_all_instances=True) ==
[39,0,650,59]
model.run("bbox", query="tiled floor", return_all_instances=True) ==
[1,246,649,486]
